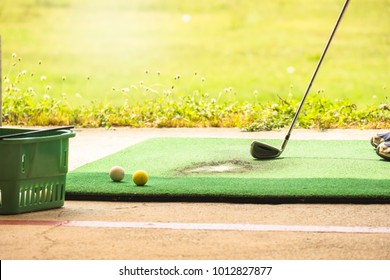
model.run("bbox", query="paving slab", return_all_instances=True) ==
[1,128,389,260]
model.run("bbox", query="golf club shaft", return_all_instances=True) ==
[0,126,74,139]
[280,0,350,151]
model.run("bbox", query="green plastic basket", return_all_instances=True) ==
[0,128,75,214]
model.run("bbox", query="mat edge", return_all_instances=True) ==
[65,193,390,204]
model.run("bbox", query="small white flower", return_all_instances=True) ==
[12,53,17,58]
[224,87,233,93]
[4,76,10,83]
[182,14,191,23]
[121,88,130,93]
[45,85,52,91]
[43,94,50,99]
[287,66,295,74]
[40,75,47,81]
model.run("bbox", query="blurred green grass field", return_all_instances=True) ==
[1,0,389,107]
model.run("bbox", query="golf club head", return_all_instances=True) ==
[250,141,283,160]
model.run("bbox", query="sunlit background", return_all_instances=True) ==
[1,0,389,107]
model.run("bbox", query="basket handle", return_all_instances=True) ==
[0,126,74,140]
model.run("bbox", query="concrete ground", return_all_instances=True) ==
[1,128,390,260]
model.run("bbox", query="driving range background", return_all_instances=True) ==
[0,0,389,106]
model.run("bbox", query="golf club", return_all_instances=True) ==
[0,126,74,140]
[251,0,350,159]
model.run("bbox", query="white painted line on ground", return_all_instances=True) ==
[1,219,390,234]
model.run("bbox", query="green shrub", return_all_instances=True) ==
[2,63,390,130]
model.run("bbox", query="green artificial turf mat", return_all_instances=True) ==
[66,138,390,203]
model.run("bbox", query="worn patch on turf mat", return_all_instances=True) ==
[178,160,255,175]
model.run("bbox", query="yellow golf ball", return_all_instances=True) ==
[132,170,148,186]
[109,166,125,182]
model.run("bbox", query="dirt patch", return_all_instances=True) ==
[178,160,255,175]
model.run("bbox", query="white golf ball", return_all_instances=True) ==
[109,166,125,182]
[182,14,191,23]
